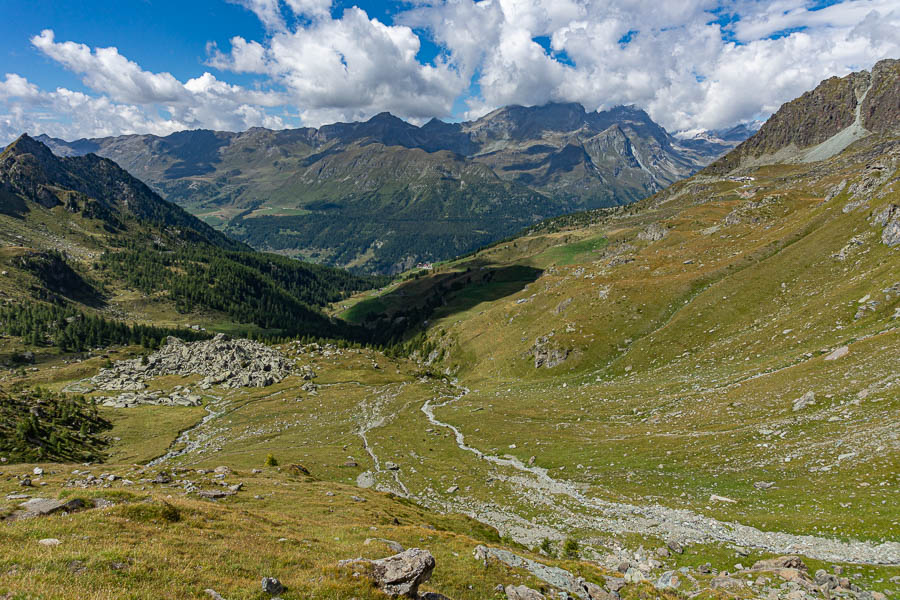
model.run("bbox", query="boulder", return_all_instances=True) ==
[792,391,815,411]
[824,346,849,361]
[505,585,544,600]
[580,580,614,600]
[17,497,84,519]
[261,577,283,595]
[709,576,745,591]
[38,538,61,546]
[370,548,436,598]
[751,556,807,572]
[655,571,680,590]
[604,576,626,592]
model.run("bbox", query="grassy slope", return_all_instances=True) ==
[330,134,899,542]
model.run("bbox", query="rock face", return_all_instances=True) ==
[706,58,900,173]
[85,334,295,401]
[531,336,569,369]
[369,549,436,598]
[873,203,900,247]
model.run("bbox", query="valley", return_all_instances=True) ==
[0,59,898,600]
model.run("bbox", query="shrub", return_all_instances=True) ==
[265,453,278,467]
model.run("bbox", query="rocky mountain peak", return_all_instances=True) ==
[707,57,899,173]
[3,133,57,160]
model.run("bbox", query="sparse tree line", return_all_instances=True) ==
[0,387,111,463]
[0,303,208,352]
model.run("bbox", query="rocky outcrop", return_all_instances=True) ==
[474,545,590,599]
[872,203,899,247]
[724,195,779,226]
[531,335,569,369]
[341,548,435,598]
[83,334,297,400]
[505,585,544,600]
[637,222,668,242]
[95,387,204,409]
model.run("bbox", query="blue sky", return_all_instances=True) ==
[1,0,898,142]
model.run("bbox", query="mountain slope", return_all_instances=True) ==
[0,135,383,338]
[321,62,900,555]
[1,134,241,250]
[37,103,747,274]
[707,58,900,173]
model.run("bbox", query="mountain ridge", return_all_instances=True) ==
[706,58,900,173]
[35,102,746,274]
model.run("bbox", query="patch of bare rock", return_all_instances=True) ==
[64,334,309,406]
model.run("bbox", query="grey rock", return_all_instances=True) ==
[655,571,680,590]
[792,391,815,411]
[709,575,745,590]
[369,548,436,597]
[623,567,645,583]
[638,222,668,242]
[751,556,807,572]
[531,336,569,369]
[604,577,626,592]
[38,538,61,546]
[505,585,545,600]
[474,545,585,598]
[824,346,849,361]
[261,577,284,595]
[82,334,297,405]
[579,580,613,600]
[196,489,235,499]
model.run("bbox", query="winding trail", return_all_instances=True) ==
[420,381,900,566]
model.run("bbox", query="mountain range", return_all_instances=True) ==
[36,103,749,273]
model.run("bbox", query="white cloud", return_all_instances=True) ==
[213,6,468,124]
[2,0,899,143]
[0,30,288,142]
[403,0,900,130]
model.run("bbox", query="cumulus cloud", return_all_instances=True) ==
[2,0,899,143]
[402,0,900,130]
[212,6,468,124]
[0,30,287,143]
